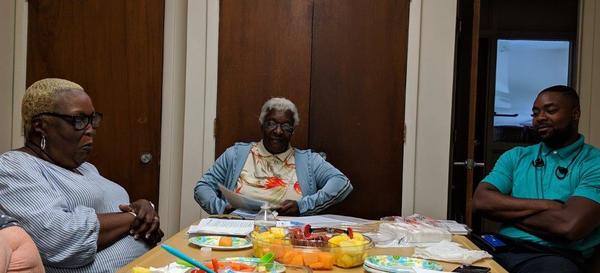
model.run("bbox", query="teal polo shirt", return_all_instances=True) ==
[482,135,600,257]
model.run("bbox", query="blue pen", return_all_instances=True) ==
[161,244,216,273]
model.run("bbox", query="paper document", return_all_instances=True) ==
[187,218,303,236]
[438,220,470,235]
[219,184,265,211]
[188,218,254,236]
[230,209,258,219]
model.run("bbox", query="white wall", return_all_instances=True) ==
[158,0,187,237]
[578,0,600,147]
[0,0,15,153]
[408,0,457,219]
[178,0,219,228]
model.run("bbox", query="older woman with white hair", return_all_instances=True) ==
[0,78,162,273]
[194,97,352,216]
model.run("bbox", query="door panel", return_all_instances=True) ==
[27,0,164,205]
[216,0,313,156]
[309,0,409,219]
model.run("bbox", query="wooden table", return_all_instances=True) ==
[117,226,508,273]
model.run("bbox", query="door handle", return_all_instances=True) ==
[453,159,484,170]
[140,153,153,164]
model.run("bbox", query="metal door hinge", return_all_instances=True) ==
[453,159,485,170]
[402,124,406,144]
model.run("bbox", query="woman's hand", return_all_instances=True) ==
[277,200,300,216]
[119,199,161,242]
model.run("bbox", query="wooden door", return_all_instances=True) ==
[26,0,164,205]
[309,0,409,219]
[216,0,313,156]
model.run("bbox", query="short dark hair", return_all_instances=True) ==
[538,85,580,109]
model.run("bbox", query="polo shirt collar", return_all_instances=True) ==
[257,140,293,161]
[540,134,584,158]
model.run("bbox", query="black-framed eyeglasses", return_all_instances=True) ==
[36,112,103,130]
[263,120,294,133]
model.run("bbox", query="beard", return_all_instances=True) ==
[540,122,578,148]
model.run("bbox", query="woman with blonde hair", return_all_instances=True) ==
[0,78,162,273]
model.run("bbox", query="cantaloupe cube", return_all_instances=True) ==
[302,251,320,265]
[317,252,334,269]
[308,262,324,269]
[280,251,295,264]
[290,254,304,266]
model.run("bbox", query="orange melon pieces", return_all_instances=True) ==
[278,250,335,269]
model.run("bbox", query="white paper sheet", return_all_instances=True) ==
[219,184,265,211]
[187,218,254,236]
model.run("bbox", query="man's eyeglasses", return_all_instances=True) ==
[36,112,103,130]
[263,120,294,133]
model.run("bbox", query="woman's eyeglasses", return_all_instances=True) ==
[36,112,103,130]
[263,120,294,133]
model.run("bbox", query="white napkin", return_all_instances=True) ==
[413,240,492,265]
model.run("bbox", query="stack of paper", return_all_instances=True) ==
[188,218,254,236]
[438,220,470,235]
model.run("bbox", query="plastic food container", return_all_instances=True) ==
[249,227,374,270]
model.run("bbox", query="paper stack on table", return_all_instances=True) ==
[437,220,470,235]
[188,218,254,236]
[379,214,472,246]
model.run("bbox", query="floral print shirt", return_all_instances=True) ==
[236,141,303,205]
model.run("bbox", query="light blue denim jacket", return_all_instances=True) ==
[194,142,353,215]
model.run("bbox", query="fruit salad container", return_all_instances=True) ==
[249,226,373,270]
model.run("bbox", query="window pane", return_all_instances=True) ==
[494,40,569,126]
[494,40,570,130]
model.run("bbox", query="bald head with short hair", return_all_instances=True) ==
[538,85,580,110]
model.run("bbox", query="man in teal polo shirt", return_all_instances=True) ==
[473,85,600,273]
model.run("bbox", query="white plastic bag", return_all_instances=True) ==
[413,240,492,264]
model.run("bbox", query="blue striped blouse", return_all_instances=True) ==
[0,151,149,273]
